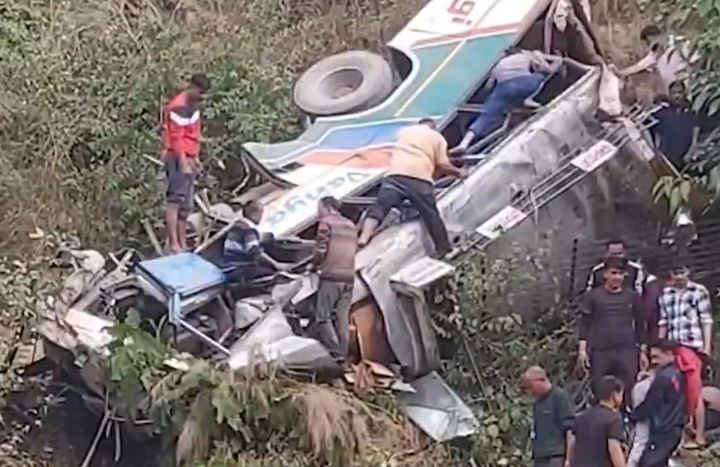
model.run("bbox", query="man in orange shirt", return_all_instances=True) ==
[358,118,464,255]
[162,73,211,253]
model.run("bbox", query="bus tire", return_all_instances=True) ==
[293,50,394,116]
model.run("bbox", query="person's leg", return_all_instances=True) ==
[640,428,682,467]
[333,283,353,361]
[359,177,405,247]
[505,72,549,107]
[164,156,184,253]
[456,84,510,151]
[312,280,343,358]
[400,176,451,255]
[590,349,612,399]
[616,347,639,410]
[177,171,196,251]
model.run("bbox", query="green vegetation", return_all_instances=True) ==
[0,0,423,255]
[649,0,720,209]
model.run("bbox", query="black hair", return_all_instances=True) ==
[642,249,661,275]
[190,73,211,93]
[652,339,680,353]
[640,25,662,42]
[597,375,624,401]
[243,200,263,217]
[606,237,624,247]
[604,256,627,271]
[319,196,342,211]
[418,117,436,127]
[669,256,689,273]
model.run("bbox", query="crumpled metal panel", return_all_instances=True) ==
[228,308,337,372]
[397,371,480,442]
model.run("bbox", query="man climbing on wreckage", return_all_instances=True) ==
[358,117,465,256]
[308,196,358,364]
[162,73,211,254]
[452,47,564,154]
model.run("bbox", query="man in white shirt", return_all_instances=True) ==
[615,25,697,93]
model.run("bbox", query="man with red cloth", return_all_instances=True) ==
[162,73,211,253]
[658,258,714,449]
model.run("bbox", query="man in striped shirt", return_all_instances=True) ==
[586,238,645,294]
[162,73,211,253]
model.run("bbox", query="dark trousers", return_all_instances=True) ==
[366,175,450,255]
[533,456,564,467]
[639,427,682,467]
[591,347,638,408]
[308,280,353,360]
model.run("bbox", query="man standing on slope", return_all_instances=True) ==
[358,118,464,256]
[658,259,713,449]
[309,196,358,363]
[162,73,211,253]
[578,256,648,407]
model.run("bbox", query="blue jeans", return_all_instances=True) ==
[468,72,548,139]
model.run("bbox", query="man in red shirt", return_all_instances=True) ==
[162,73,211,253]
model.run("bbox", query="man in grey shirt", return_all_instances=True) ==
[453,47,563,152]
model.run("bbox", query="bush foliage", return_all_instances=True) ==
[0,0,423,255]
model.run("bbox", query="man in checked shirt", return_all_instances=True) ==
[658,258,714,448]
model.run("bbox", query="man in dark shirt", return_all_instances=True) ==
[579,257,648,407]
[587,238,645,293]
[634,340,686,467]
[223,201,289,279]
[520,366,574,467]
[569,375,626,467]
[649,81,711,170]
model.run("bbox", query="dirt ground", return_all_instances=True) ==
[2,386,157,467]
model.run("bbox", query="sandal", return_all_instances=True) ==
[682,441,707,450]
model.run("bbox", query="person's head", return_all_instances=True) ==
[318,196,342,218]
[505,45,521,56]
[642,250,660,277]
[605,238,626,258]
[602,256,627,290]
[418,117,437,130]
[640,25,665,51]
[187,73,211,102]
[669,258,690,288]
[597,375,624,410]
[650,339,678,368]
[668,81,687,106]
[519,366,551,398]
[243,200,264,224]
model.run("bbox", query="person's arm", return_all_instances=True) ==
[557,392,575,463]
[634,374,666,421]
[616,51,657,77]
[578,292,592,368]
[258,252,290,271]
[698,287,714,356]
[683,125,701,162]
[586,265,598,291]
[435,139,464,178]
[634,265,646,295]
[632,292,649,369]
[313,220,331,265]
[657,293,668,339]
[608,439,627,467]
[607,415,627,467]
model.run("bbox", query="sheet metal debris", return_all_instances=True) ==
[397,371,480,442]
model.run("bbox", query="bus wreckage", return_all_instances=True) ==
[29,0,670,448]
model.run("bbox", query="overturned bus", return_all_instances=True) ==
[33,0,668,445]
